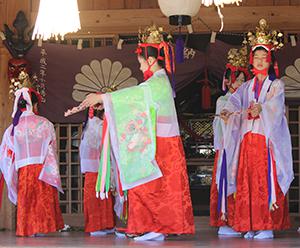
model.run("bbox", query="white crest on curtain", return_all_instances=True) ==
[281,58,300,99]
[72,58,138,102]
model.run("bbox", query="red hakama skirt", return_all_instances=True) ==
[210,150,235,227]
[16,164,64,236]
[126,136,195,234]
[233,132,290,232]
[83,172,115,232]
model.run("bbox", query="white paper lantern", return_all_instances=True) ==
[159,0,242,30]
[158,0,202,18]
[32,0,81,40]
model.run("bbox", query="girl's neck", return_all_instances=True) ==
[256,74,267,83]
[150,63,162,74]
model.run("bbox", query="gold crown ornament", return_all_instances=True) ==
[138,24,166,44]
[247,19,284,51]
[9,71,33,99]
[227,45,249,68]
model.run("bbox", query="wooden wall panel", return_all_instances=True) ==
[6,0,31,27]
[60,6,300,35]
[125,0,140,9]
[290,0,300,5]
[77,0,93,10]
[0,48,15,231]
[140,0,158,8]
[254,0,274,5]
[30,0,39,12]
[93,0,109,10]
[0,0,8,48]
[108,0,125,9]
[274,0,291,5]
[242,0,258,6]
[0,0,31,231]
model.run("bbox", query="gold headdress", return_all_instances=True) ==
[223,44,250,91]
[138,24,165,44]
[136,24,175,82]
[9,71,43,104]
[9,71,33,99]
[227,45,249,68]
[247,19,284,51]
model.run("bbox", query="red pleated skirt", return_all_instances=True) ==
[233,132,290,232]
[126,136,195,235]
[16,164,64,236]
[84,172,115,232]
[210,150,235,227]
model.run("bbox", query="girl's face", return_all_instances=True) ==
[138,56,149,73]
[231,72,245,90]
[253,49,270,71]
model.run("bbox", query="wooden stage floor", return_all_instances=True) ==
[0,217,299,248]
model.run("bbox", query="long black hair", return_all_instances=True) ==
[224,68,247,83]
[139,46,165,68]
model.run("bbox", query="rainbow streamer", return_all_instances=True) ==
[96,117,111,200]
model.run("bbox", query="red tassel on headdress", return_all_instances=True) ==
[29,88,42,103]
[159,41,175,75]
[249,49,253,65]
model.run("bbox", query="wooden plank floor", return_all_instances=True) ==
[0,217,300,247]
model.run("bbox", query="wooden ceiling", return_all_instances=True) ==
[34,0,300,35]
[30,0,300,11]
[1,0,300,37]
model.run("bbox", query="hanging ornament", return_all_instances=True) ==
[176,27,185,63]
[158,0,243,31]
[199,69,211,110]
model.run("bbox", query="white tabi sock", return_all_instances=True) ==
[218,226,241,236]
[90,230,107,236]
[254,230,274,239]
[133,232,165,241]
[104,228,115,234]
[244,231,255,239]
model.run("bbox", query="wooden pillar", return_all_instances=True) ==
[0,0,31,231]
[0,47,15,231]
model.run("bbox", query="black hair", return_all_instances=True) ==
[250,46,277,80]
[224,68,247,82]
[139,46,165,68]
[17,91,39,109]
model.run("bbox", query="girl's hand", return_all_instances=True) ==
[81,93,103,108]
[220,109,231,122]
[64,94,104,117]
[250,103,262,118]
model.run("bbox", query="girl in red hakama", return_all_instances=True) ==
[0,86,64,236]
[80,109,115,235]
[221,19,293,239]
[210,46,250,236]
[78,25,195,241]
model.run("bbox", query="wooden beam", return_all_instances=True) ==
[30,5,300,35]
[0,47,15,231]
[0,0,31,231]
